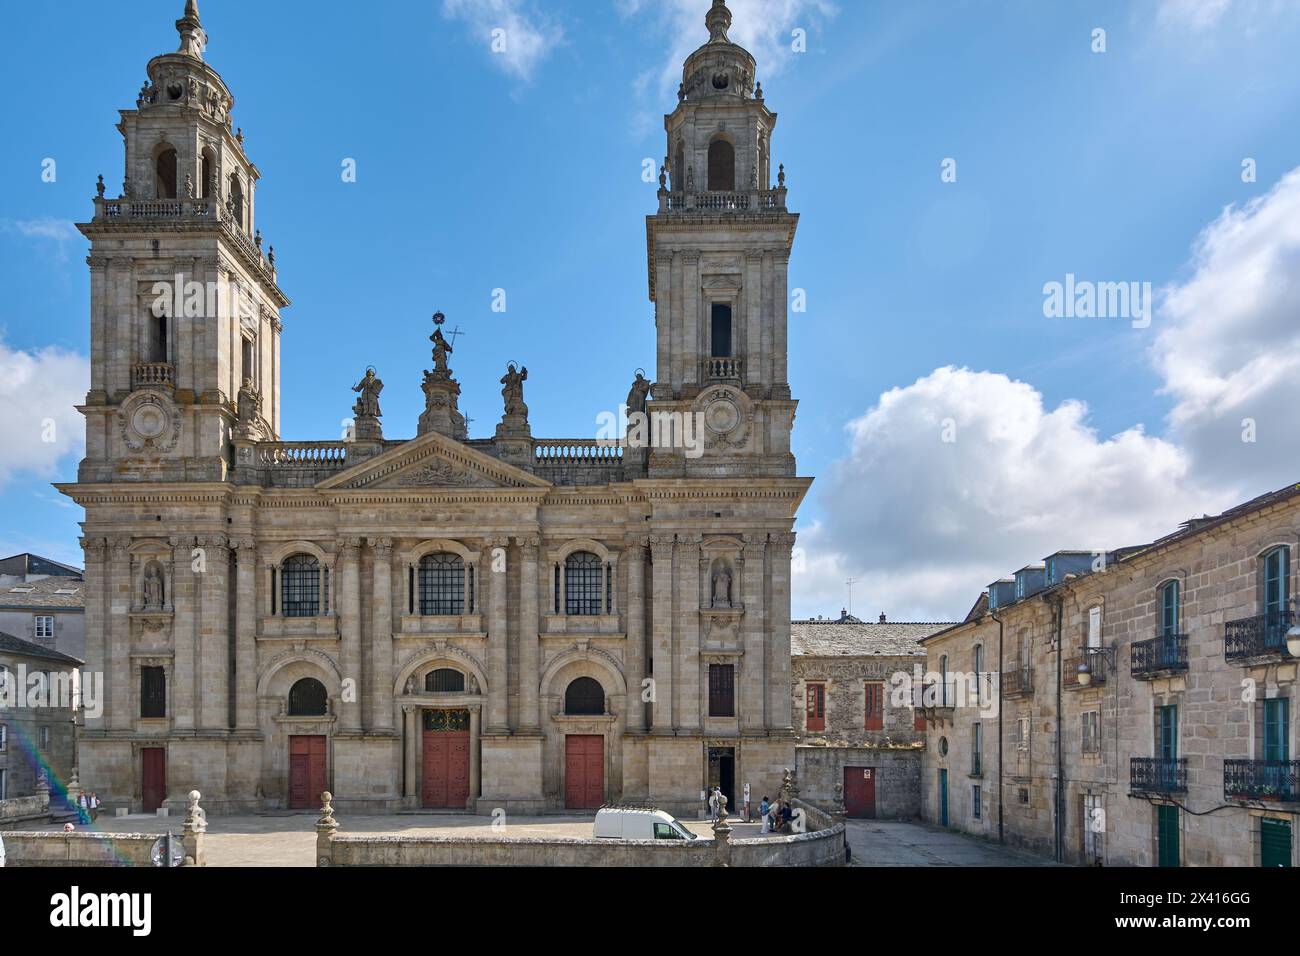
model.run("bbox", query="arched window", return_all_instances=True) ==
[155,147,178,199]
[228,173,245,230]
[281,554,323,618]
[1263,546,1290,616]
[419,553,466,616]
[565,677,605,716]
[939,654,949,707]
[1159,580,1180,637]
[673,140,686,192]
[565,552,603,616]
[200,147,216,199]
[288,678,328,716]
[425,668,466,693]
[707,139,735,191]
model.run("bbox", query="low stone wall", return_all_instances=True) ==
[0,794,50,828]
[796,746,923,820]
[1,832,161,867]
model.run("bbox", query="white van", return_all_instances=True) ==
[593,806,701,842]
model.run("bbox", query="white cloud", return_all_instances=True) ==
[794,367,1225,620]
[0,218,80,243]
[0,340,89,486]
[1157,0,1235,31]
[621,0,838,100]
[441,0,564,82]
[1154,167,1300,495]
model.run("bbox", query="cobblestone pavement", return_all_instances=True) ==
[845,819,1060,867]
[34,812,776,867]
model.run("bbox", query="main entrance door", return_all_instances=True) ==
[141,748,166,813]
[289,735,328,810]
[565,735,604,810]
[422,709,471,809]
[939,770,949,828]
[707,747,736,816]
[1157,804,1180,867]
[844,766,877,819]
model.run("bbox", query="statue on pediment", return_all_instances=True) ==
[501,363,528,418]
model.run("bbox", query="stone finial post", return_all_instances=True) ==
[181,790,207,867]
[711,795,733,868]
[67,767,83,810]
[780,768,793,803]
[35,771,50,814]
[316,791,340,867]
[832,781,847,826]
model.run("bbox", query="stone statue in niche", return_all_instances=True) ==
[711,564,733,608]
[143,563,165,609]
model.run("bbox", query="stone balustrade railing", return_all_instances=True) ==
[257,442,350,467]
[132,362,175,389]
[704,357,743,380]
[534,440,624,464]
[659,188,787,215]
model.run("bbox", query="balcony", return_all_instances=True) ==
[703,357,743,381]
[132,362,175,389]
[1001,666,1033,699]
[1131,633,1187,679]
[1224,607,1295,663]
[659,188,788,216]
[1224,759,1300,803]
[1064,647,1110,689]
[970,753,983,778]
[1130,757,1187,794]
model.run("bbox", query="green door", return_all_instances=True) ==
[1261,819,1292,868]
[1157,804,1180,867]
[939,770,949,828]
[1264,699,1291,799]
[1264,547,1290,649]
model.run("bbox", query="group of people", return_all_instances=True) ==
[758,795,794,834]
[74,791,101,824]
[706,786,729,823]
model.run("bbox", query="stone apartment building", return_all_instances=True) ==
[0,632,82,803]
[56,1,809,817]
[921,482,1299,867]
[0,554,86,662]
[792,613,951,819]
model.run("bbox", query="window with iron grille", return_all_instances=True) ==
[419,553,465,616]
[281,554,321,618]
[565,677,605,715]
[709,664,735,717]
[39,726,50,750]
[288,677,328,716]
[425,668,466,693]
[565,552,603,616]
[34,615,55,640]
[972,785,982,820]
[864,681,884,730]
[141,666,166,718]
[0,721,7,753]
[554,564,561,614]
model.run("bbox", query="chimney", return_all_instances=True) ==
[878,613,887,624]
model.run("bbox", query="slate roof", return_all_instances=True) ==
[0,630,84,666]
[0,553,83,579]
[0,576,86,610]
[790,620,954,658]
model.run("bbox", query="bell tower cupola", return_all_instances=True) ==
[643,0,798,479]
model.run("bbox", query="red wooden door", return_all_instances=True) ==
[843,766,877,819]
[806,683,826,732]
[141,748,166,813]
[289,736,328,810]
[422,720,471,809]
[565,735,604,810]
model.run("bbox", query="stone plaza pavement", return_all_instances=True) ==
[33,812,778,867]
[845,819,1060,867]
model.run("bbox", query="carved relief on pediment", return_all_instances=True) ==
[393,459,497,488]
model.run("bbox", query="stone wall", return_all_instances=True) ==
[1,831,160,867]
[796,745,922,820]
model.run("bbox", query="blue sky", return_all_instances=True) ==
[2,0,1299,619]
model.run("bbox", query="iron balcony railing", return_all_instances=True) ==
[1064,647,1110,688]
[1131,757,1187,793]
[1225,606,1295,662]
[1131,633,1188,678]
[1224,759,1300,802]
[971,753,983,777]
[1001,666,1033,698]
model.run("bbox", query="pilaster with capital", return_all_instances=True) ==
[337,537,363,733]
[740,535,767,731]
[370,537,395,732]
[683,251,702,388]
[232,537,258,731]
[80,538,109,731]
[517,535,541,733]
[649,535,675,732]
[107,537,133,732]
[197,534,230,731]
[484,537,510,734]
[767,532,796,730]
[170,535,197,731]
[624,536,648,733]
[676,533,702,732]
[402,705,419,803]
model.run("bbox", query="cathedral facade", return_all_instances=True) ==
[60,0,808,816]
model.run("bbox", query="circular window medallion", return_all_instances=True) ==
[119,392,180,454]
[938,737,949,757]
[712,72,730,91]
[131,404,167,440]
[705,397,740,435]
[167,82,184,101]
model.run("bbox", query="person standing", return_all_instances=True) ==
[759,796,771,833]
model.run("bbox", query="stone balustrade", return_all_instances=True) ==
[132,362,175,389]
[659,188,787,215]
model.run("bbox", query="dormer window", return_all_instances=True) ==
[708,139,735,192]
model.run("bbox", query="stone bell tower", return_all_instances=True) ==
[77,0,288,484]
[644,0,798,479]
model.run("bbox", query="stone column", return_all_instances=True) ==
[370,538,395,732]
[108,538,133,733]
[485,537,510,734]
[402,705,419,801]
[470,704,483,801]
[80,538,108,731]
[669,249,684,391]
[684,251,702,388]
[741,535,767,732]
[233,538,258,732]
[655,254,673,388]
[745,250,763,387]
[767,533,796,731]
[677,535,702,732]
[198,535,230,731]
[773,252,790,389]
[337,538,362,733]
[517,536,541,733]
[650,535,675,732]
[625,537,648,733]
[169,536,196,732]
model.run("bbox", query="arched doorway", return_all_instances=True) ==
[422,708,471,809]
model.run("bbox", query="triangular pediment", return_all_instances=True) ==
[316,432,550,491]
